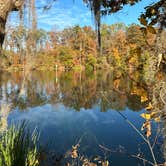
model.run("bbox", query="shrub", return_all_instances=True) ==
[57,46,76,70]
[85,54,97,71]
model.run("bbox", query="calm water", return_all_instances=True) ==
[0,70,165,165]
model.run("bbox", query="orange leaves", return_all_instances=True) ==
[71,144,79,159]
[145,102,153,111]
[112,48,120,59]
[140,102,160,138]
[141,120,151,138]
[147,26,156,34]
[113,79,120,89]
[66,143,110,166]
[141,111,160,122]
[131,86,148,101]
[141,113,152,120]
[82,159,109,166]
[101,160,109,166]
[140,100,160,138]
[128,56,137,65]
[141,95,148,103]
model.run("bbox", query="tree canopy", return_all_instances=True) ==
[0,0,165,51]
[83,0,165,53]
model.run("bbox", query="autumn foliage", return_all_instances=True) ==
[1,23,165,72]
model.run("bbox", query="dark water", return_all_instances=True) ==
[0,70,165,165]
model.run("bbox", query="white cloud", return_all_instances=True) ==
[37,1,93,30]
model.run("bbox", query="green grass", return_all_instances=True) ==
[0,122,39,166]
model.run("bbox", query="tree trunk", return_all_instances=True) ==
[0,0,24,51]
[97,20,102,56]
[0,18,5,50]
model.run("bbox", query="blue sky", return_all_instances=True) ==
[36,0,159,31]
[10,0,160,31]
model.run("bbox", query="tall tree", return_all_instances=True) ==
[26,0,37,55]
[0,0,24,49]
[84,0,102,54]
[84,0,140,55]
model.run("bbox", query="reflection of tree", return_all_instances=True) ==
[127,94,143,111]
[0,72,48,110]
[59,72,98,110]
[3,69,166,162]
[0,70,148,112]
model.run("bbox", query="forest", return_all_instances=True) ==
[1,22,166,73]
[0,0,165,73]
[0,0,166,166]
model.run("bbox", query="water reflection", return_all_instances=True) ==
[0,70,165,165]
[0,70,146,112]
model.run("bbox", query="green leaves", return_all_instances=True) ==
[0,122,39,166]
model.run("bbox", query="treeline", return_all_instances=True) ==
[1,23,166,71]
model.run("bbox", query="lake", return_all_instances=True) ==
[0,70,165,165]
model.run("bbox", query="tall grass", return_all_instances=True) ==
[0,122,39,166]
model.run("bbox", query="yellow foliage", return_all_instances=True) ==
[112,48,120,59]
[128,57,137,64]
[71,144,79,159]
[141,95,148,103]
[145,102,153,111]
[141,121,151,138]
[113,79,120,89]
[147,26,156,34]
[140,112,160,122]
[102,161,109,166]
[140,113,151,120]
[153,117,160,122]
[131,86,147,99]
[151,8,156,15]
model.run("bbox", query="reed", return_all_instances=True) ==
[0,122,39,166]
